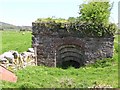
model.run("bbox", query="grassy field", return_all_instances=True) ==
[2,65,118,88]
[0,30,119,88]
[1,30,32,54]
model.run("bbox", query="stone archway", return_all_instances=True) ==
[56,44,85,68]
[32,22,114,67]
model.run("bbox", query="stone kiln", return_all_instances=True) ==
[32,22,114,68]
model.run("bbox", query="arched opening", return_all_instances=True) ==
[56,44,85,69]
[61,60,80,69]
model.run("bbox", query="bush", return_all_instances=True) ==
[79,2,111,24]
[78,1,117,36]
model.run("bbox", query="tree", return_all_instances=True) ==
[79,1,111,25]
[77,1,117,37]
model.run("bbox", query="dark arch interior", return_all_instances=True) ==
[61,60,80,69]
[57,44,84,69]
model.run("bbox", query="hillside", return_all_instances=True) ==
[0,21,32,30]
[0,21,18,30]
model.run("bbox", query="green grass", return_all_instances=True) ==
[1,31,119,88]
[2,64,118,88]
[1,30,32,54]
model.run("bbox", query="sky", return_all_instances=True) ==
[0,0,118,26]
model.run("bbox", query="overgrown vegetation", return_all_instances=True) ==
[34,1,117,37]
[33,21,117,37]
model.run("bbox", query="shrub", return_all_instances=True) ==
[79,2,111,24]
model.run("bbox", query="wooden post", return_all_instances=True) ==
[34,45,37,66]
[54,50,56,67]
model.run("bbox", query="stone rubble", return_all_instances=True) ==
[0,48,36,71]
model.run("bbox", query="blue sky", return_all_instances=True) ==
[0,0,118,26]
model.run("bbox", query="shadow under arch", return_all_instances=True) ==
[61,60,81,69]
[56,44,85,69]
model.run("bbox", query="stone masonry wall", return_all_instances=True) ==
[32,22,114,67]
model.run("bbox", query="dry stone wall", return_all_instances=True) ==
[32,22,114,68]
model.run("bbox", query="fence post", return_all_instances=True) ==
[34,45,37,66]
